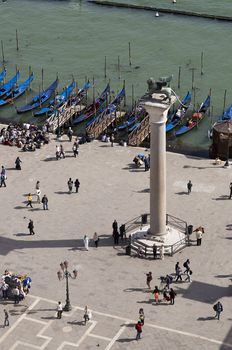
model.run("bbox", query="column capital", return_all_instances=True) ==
[144,94,176,124]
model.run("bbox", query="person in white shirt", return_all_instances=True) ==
[57,301,63,319]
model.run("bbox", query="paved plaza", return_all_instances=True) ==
[0,131,232,349]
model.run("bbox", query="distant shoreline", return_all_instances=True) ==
[89,0,232,22]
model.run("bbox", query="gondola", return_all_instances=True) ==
[0,68,7,84]
[17,78,59,114]
[117,115,136,130]
[33,80,76,117]
[0,71,20,99]
[175,95,211,136]
[73,83,110,124]
[166,91,191,133]
[221,104,232,120]
[86,87,125,127]
[0,73,34,107]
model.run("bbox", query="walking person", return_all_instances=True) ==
[113,229,119,245]
[187,180,192,194]
[26,193,33,208]
[183,259,190,274]
[119,224,126,241]
[67,127,73,142]
[56,145,61,160]
[229,182,232,199]
[185,269,192,282]
[175,262,182,282]
[60,144,65,159]
[110,133,114,147]
[135,320,143,340]
[160,244,164,260]
[0,166,6,187]
[83,235,89,250]
[169,288,176,305]
[139,308,145,325]
[57,301,63,319]
[28,219,35,235]
[144,156,149,171]
[146,271,153,289]
[35,181,40,191]
[74,179,80,193]
[83,306,92,325]
[153,244,157,259]
[153,286,159,304]
[3,309,9,327]
[13,287,20,304]
[67,178,73,193]
[36,188,41,204]
[41,194,48,210]
[93,232,99,247]
[15,157,22,170]
[72,142,79,158]
[112,219,118,233]
[213,301,223,320]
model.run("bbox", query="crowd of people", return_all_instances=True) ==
[0,123,50,150]
[0,270,32,303]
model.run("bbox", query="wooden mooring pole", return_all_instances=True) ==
[223,89,227,115]
[118,56,121,80]
[1,40,5,63]
[128,42,132,66]
[177,66,181,89]
[104,56,107,79]
[16,29,19,51]
[200,51,204,75]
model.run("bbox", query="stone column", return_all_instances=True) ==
[145,96,174,236]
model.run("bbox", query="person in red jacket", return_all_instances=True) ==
[135,320,143,340]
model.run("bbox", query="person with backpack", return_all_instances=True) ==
[213,301,223,320]
[183,259,190,274]
[135,320,143,340]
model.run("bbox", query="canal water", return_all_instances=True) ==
[0,0,232,151]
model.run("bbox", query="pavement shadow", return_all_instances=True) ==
[226,224,232,231]
[124,288,148,293]
[175,191,188,195]
[117,338,135,343]
[176,281,232,304]
[215,274,232,279]
[212,195,229,201]
[42,157,57,162]
[67,321,84,326]
[41,316,57,320]
[14,233,29,237]
[183,165,217,170]
[54,191,70,195]
[14,206,27,210]
[0,235,117,256]
[197,316,215,321]
[137,188,150,193]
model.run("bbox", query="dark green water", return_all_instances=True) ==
[0,0,232,150]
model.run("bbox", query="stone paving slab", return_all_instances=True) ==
[0,138,232,349]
